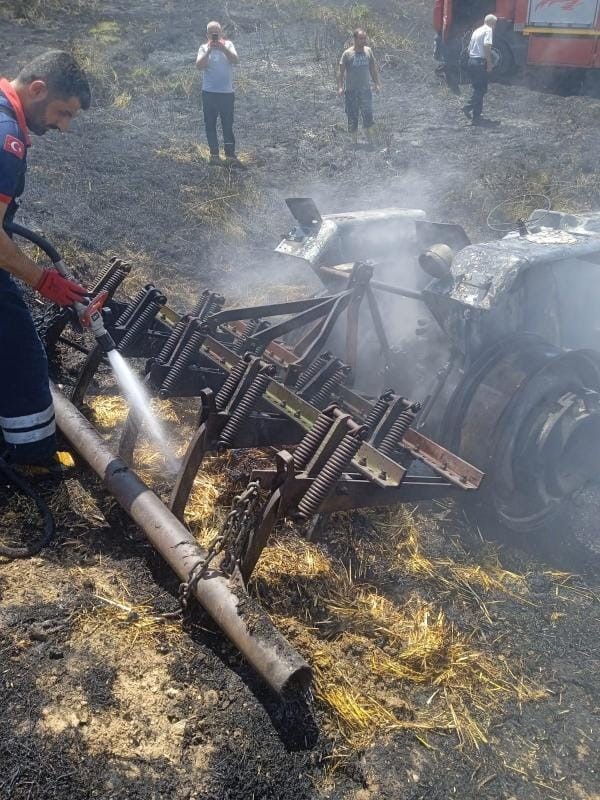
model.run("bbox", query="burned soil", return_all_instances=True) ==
[1,1,599,799]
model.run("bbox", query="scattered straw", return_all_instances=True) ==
[70,575,183,649]
[88,395,129,430]
[252,514,547,757]
[184,470,228,536]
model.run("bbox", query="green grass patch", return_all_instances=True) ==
[179,168,265,241]
[124,65,196,100]
[258,0,413,51]
[89,20,122,44]
[71,41,120,105]
[2,0,97,23]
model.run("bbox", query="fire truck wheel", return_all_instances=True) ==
[491,37,514,78]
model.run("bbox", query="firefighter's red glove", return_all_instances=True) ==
[36,268,87,307]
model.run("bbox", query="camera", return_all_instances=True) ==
[212,32,219,42]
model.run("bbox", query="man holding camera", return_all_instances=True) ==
[196,21,241,166]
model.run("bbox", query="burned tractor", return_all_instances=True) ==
[276,197,600,534]
[8,197,600,695]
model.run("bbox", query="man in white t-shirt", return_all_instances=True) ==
[462,14,497,125]
[195,21,241,165]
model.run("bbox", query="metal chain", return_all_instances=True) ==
[178,481,261,612]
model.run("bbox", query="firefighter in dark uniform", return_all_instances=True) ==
[0,51,90,466]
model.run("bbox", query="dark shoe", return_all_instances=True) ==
[471,116,482,126]
[461,105,472,119]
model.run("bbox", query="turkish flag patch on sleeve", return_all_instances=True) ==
[3,134,25,159]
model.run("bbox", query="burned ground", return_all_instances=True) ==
[1,1,600,799]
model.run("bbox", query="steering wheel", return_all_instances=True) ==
[486,194,552,234]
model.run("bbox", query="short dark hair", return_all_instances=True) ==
[353,28,367,38]
[17,50,91,110]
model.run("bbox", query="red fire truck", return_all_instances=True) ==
[434,0,600,86]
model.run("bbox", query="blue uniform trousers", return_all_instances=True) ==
[0,267,56,463]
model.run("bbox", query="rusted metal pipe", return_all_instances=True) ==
[50,384,312,696]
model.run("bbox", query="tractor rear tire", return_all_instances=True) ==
[439,335,600,559]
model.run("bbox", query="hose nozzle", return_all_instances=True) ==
[76,290,116,353]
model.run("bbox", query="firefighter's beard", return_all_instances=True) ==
[26,99,56,136]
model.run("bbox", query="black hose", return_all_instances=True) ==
[4,221,62,264]
[0,455,56,559]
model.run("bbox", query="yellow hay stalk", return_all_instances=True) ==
[252,518,548,754]
[47,393,568,757]
[72,594,183,649]
[184,471,228,540]
[88,395,181,432]
[88,395,129,430]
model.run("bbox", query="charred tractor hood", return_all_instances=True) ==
[275,196,471,290]
[277,199,600,358]
[275,197,426,272]
[425,209,600,357]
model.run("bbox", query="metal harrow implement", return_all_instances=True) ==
[39,257,482,696]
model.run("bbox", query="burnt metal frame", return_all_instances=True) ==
[47,260,483,580]
[88,318,482,538]
[243,453,455,581]
[165,336,412,521]
[52,260,406,404]
[211,261,392,383]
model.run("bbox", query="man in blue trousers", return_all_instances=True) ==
[0,51,90,468]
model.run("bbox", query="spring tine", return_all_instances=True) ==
[190,290,211,319]
[215,354,252,411]
[310,366,350,408]
[90,257,129,296]
[378,402,421,457]
[156,316,189,366]
[115,284,155,326]
[293,408,336,469]
[364,390,395,433]
[206,294,225,317]
[217,364,275,449]
[231,319,260,355]
[297,427,365,518]
[117,295,165,354]
[295,352,332,390]
[159,319,205,398]
[99,267,128,300]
